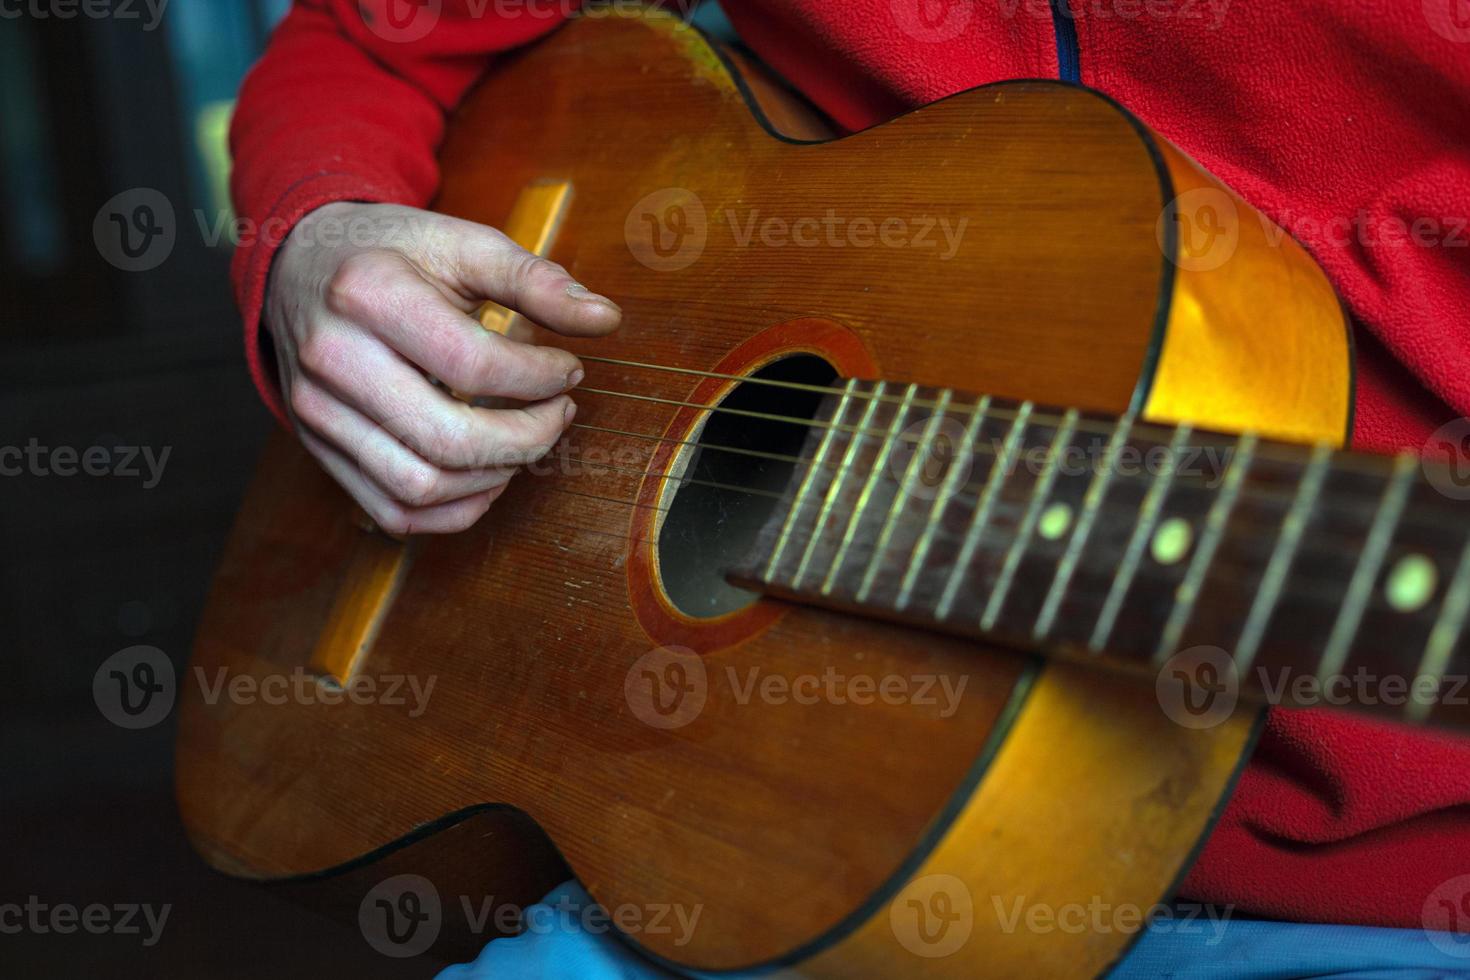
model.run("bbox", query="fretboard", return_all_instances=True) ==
[728,382,1470,730]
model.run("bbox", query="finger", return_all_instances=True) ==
[442,218,622,338]
[326,251,586,401]
[287,378,518,507]
[295,427,506,535]
[302,333,576,471]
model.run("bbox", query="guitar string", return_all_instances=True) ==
[567,419,1313,519]
[561,407,1451,527]
[576,382,1424,497]
[532,475,1419,613]
[476,369,1455,660]
[566,418,1427,520]
[572,354,1401,479]
[446,361,1447,557]
[554,460,786,501]
[534,449,1442,563]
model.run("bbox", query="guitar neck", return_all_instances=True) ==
[729,382,1470,729]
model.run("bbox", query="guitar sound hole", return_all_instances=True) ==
[657,354,838,619]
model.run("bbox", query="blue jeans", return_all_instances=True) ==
[436,882,1470,979]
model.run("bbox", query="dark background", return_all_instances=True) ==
[3,2,739,974]
[1,2,425,975]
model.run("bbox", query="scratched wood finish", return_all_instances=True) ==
[178,10,1349,976]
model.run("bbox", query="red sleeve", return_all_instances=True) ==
[229,0,574,423]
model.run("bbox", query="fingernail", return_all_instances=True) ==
[566,368,585,389]
[563,400,577,424]
[566,282,620,311]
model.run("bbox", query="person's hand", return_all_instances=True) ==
[263,202,621,533]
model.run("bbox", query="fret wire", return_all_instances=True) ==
[1233,441,1333,673]
[574,369,1411,479]
[822,384,919,596]
[578,355,1023,423]
[563,426,1435,578]
[1089,423,1193,653]
[1153,432,1259,664]
[576,414,1448,545]
[556,408,1470,704]
[1316,454,1417,683]
[761,379,859,580]
[898,395,991,611]
[792,382,887,589]
[1034,412,1135,640]
[936,402,1033,620]
[1409,537,1470,723]
[857,389,953,603]
[571,418,1247,508]
[981,409,1080,632]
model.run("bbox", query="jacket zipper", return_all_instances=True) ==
[1049,0,1082,83]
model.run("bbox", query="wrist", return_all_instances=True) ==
[265,201,365,333]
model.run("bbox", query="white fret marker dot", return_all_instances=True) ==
[1151,518,1193,565]
[1038,502,1073,541]
[1385,554,1437,612]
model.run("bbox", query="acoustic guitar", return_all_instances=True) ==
[178,9,1470,977]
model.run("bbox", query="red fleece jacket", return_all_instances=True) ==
[230,0,1470,929]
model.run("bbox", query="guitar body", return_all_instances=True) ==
[178,10,1351,977]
